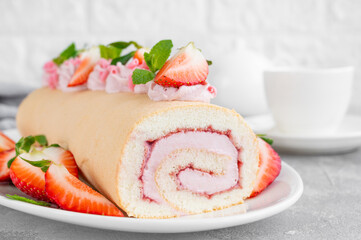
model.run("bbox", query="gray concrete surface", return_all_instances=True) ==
[0,150,360,240]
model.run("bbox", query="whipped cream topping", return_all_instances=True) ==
[105,63,133,93]
[133,80,153,94]
[43,61,59,89]
[147,82,217,103]
[126,58,150,93]
[57,58,87,92]
[142,131,239,203]
[43,57,217,102]
[87,59,111,91]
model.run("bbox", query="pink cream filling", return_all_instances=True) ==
[141,130,239,203]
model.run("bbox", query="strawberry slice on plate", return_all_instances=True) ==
[0,148,15,181]
[10,156,49,201]
[9,146,78,201]
[45,164,124,217]
[0,131,15,152]
[42,147,78,178]
[68,47,100,87]
[250,138,281,198]
[154,42,208,88]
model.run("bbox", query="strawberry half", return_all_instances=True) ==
[154,42,208,88]
[9,146,78,201]
[250,138,281,198]
[45,164,124,217]
[0,131,15,152]
[0,149,15,181]
[10,157,49,200]
[134,48,149,64]
[68,47,100,87]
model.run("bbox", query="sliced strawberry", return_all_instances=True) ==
[42,147,78,178]
[0,131,15,152]
[0,148,15,181]
[10,157,48,200]
[9,146,78,201]
[134,48,149,64]
[154,42,208,88]
[45,164,124,217]
[250,138,281,198]
[68,47,100,87]
[67,57,95,87]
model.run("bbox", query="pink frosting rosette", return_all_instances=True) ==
[43,46,216,103]
[126,58,150,93]
[57,57,87,92]
[105,62,133,93]
[42,61,59,89]
[147,82,217,103]
[87,58,111,91]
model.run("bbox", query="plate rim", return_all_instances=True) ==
[0,129,303,233]
[0,162,303,233]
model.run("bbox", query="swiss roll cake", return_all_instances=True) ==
[17,88,259,218]
[15,39,281,218]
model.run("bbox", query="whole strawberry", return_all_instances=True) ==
[154,42,209,88]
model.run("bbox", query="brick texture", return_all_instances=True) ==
[0,0,360,113]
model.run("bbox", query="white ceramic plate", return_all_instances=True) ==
[245,114,361,154]
[0,129,303,233]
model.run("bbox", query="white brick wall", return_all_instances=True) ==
[0,0,360,114]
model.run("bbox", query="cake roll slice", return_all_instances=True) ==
[17,88,259,218]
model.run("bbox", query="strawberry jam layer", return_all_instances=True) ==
[141,129,240,203]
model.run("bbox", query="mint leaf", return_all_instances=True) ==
[207,60,212,65]
[8,135,50,168]
[99,45,121,59]
[17,136,35,154]
[53,43,77,66]
[7,157,16,168]
[15,135,48,155]
[144,40,173,73]
[132,69,155,85]
[257,134,274,145]
[48,144,60,148]
[34,135,48,146]
[110,41,142,50]
[20,157,52,173]
[6,194,51,207]
[111,51,135,65]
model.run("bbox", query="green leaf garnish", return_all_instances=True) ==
[144,40,173,73]
[257,134,274,145]
[7,157,16,169]
[132,69,155,85]
[111,51,135,65]
[15,136,35,155]
[207,60,212,65]
[8,135,61,168]
[34,135,48,146]
[48,143,61,148]
[53,43,77,66]
[16,135,48,154]
[20,157,52,173]
[110,41,142,50]
[6,194,51,207]
[99,45,122,59]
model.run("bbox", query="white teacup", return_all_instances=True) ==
[264,67,354,135]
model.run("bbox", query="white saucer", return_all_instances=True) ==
[245,114,361,154]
